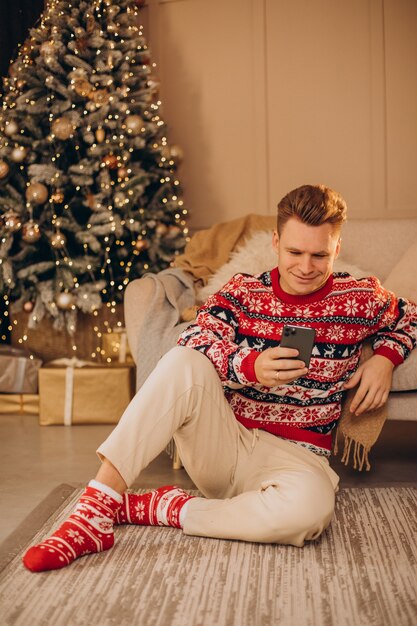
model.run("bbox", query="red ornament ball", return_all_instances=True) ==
[23,301,34,313]
[102,154,119,169]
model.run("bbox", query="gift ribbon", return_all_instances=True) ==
[14,358,27,393]
[50,358,94,426]
[119,332,127,363]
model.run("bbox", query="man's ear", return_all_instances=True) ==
[272,230,279,254]
[335,237,342,259]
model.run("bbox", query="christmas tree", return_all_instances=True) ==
[0,0,188,342]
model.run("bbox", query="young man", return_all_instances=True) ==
[23,184,417,572]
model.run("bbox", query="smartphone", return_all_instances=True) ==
[280,325,316,367]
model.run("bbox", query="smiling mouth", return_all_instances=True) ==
[293,275,317,281]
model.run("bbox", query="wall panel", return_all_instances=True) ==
[265,0,380,217]
[150,0,265,230]
[384,0,417,216]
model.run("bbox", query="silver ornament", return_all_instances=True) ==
[4,120,18,136]
[11,146,27,163]
[124,115,144,136]
[56,292,74,310]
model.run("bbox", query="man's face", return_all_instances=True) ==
[273,217,341,295]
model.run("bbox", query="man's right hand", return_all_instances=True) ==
[254,347,308,387]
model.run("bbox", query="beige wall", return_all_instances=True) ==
[142,0,417,230]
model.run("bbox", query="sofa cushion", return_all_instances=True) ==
[383,241,417,303]
[391,348,417,392]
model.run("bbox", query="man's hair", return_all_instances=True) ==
[277,184,347,235]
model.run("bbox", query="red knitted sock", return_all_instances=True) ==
[115,486,194,529]
[23,484,122,572]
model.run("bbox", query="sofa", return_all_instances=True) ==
[124,217,417,425]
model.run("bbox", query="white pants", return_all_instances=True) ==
[97,347,340,547]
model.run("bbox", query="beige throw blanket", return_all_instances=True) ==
[175,214,276,285]
[335,343,388,471]
[175,214,388,470]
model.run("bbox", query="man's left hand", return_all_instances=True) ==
[343,354,394,416]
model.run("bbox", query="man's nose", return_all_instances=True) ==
[299,256,314,274]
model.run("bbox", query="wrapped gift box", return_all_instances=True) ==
[0,345,42,394]
[101,329,133,363]
[0,393,39,415]
[39,361,135,426]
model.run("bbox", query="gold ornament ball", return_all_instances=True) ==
[22,220,41,243]
[23,301,34,313]
[3,210,22,232]
[51,189,65,204]
[4,120,18,136]
[95,127,105,143]
[0,160,10,179]
[125,114,143,136]
[50,231,67,249]
[117,166,129,180]
[11,146,27,163]
[26,182,48,205]
[135,239,148,252]
[56,292,74,310]
[169,145,184,163]
[73,78,93,98]
[156,223,168,236]
[102,153,119,169]
[52,117,74,140]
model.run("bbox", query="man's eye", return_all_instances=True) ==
[289,251,301,255]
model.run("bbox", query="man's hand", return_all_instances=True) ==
[343,354,394,415]
[254,347,308,387]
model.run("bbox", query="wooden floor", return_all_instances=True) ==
[0,413,416,545]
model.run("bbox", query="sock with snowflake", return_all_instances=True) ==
[115,485,194,529]
[22,480,123,572]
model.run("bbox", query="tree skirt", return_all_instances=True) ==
[0,486,415,626]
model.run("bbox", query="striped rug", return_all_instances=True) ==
[0,486,415,626]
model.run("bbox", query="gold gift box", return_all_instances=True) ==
[101,330,133,363]
[0,393,39,415]
[39,363,135,426]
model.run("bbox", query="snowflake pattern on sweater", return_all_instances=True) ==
[178,268,417,457]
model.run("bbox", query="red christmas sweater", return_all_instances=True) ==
[177,268,417,457]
